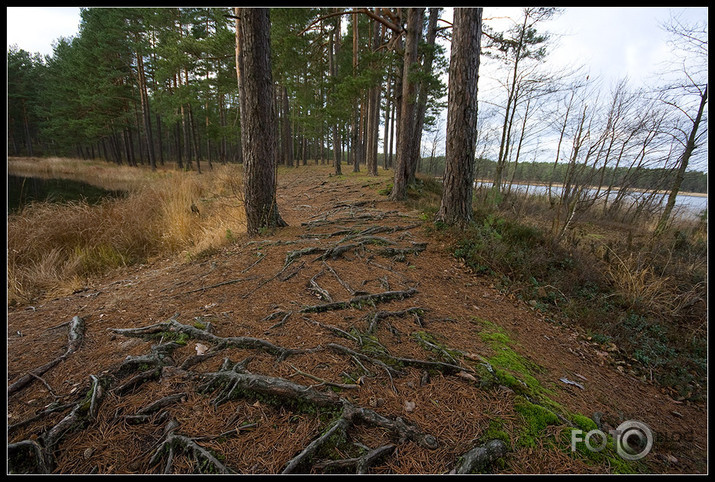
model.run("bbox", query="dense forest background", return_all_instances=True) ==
[7,7,707,194]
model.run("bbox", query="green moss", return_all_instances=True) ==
[480,417,512,449]
[474,318,552,401]
[513,396,561,448]
[480,331,513,346]
[571,414,598,432]
[156,330,190,346]
[562,428,641,474]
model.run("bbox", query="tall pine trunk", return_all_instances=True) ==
[390,8,424,200]
[436,8,482,226]
[235,8,286,234]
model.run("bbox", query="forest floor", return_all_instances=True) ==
[7,165,707,474]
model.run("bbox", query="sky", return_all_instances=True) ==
[6,6,707,85]
[6,6,708,169]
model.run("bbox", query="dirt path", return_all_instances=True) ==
[7,166,706,474]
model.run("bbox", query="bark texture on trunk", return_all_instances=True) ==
[436,8,483,226]
[236,8,287,235]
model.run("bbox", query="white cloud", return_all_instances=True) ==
[7,7,81,57]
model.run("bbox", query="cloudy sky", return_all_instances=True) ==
[6,6,707,87]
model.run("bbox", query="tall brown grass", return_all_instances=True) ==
[8,159,247,305]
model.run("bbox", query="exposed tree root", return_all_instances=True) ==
[263,310,293,331]
[313,443,396,473]
[149,420,233,474]
[303,317,360,343]
[109,317,305,360]
[281,417,351,474]
[451,439,508,474]
[241,259,305,299]
[366,307,426,334]
[200,358,439,470]
[301,211,407,228]
[299,288,418,313]
[376,242,428,259]
[8,440,50,474]
[112,367,162,396]
[125,392,188,424]
[9,374,109,474]
[8,402,76,434]
[9,315,86,396]
[199,358,342,408]
[287,363,359,390]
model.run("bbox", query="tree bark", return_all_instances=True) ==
[235,8,287,235]
[436,8,482,226]
[408,7,440,184]
[390,8,424,200]
[331,11,343,175]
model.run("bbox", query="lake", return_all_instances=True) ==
[474,181,707,220]
[7,175,127,213]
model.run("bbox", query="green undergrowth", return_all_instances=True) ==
[422,194,707,401]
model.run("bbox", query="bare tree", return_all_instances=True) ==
[235,8,287,235]
[654,13,708,235]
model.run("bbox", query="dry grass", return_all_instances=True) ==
[7,159,247,305]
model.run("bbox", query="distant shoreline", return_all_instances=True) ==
[472,179,708,199]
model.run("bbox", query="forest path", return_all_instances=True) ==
[7,165,706,474]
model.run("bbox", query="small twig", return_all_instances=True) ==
[240,253,266,273]
[303,316,359,343]
[309,271,333,302]
[175,276,258,297]
[28,372,58,399]
[322,261,356,295]
[267,311,293,331]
